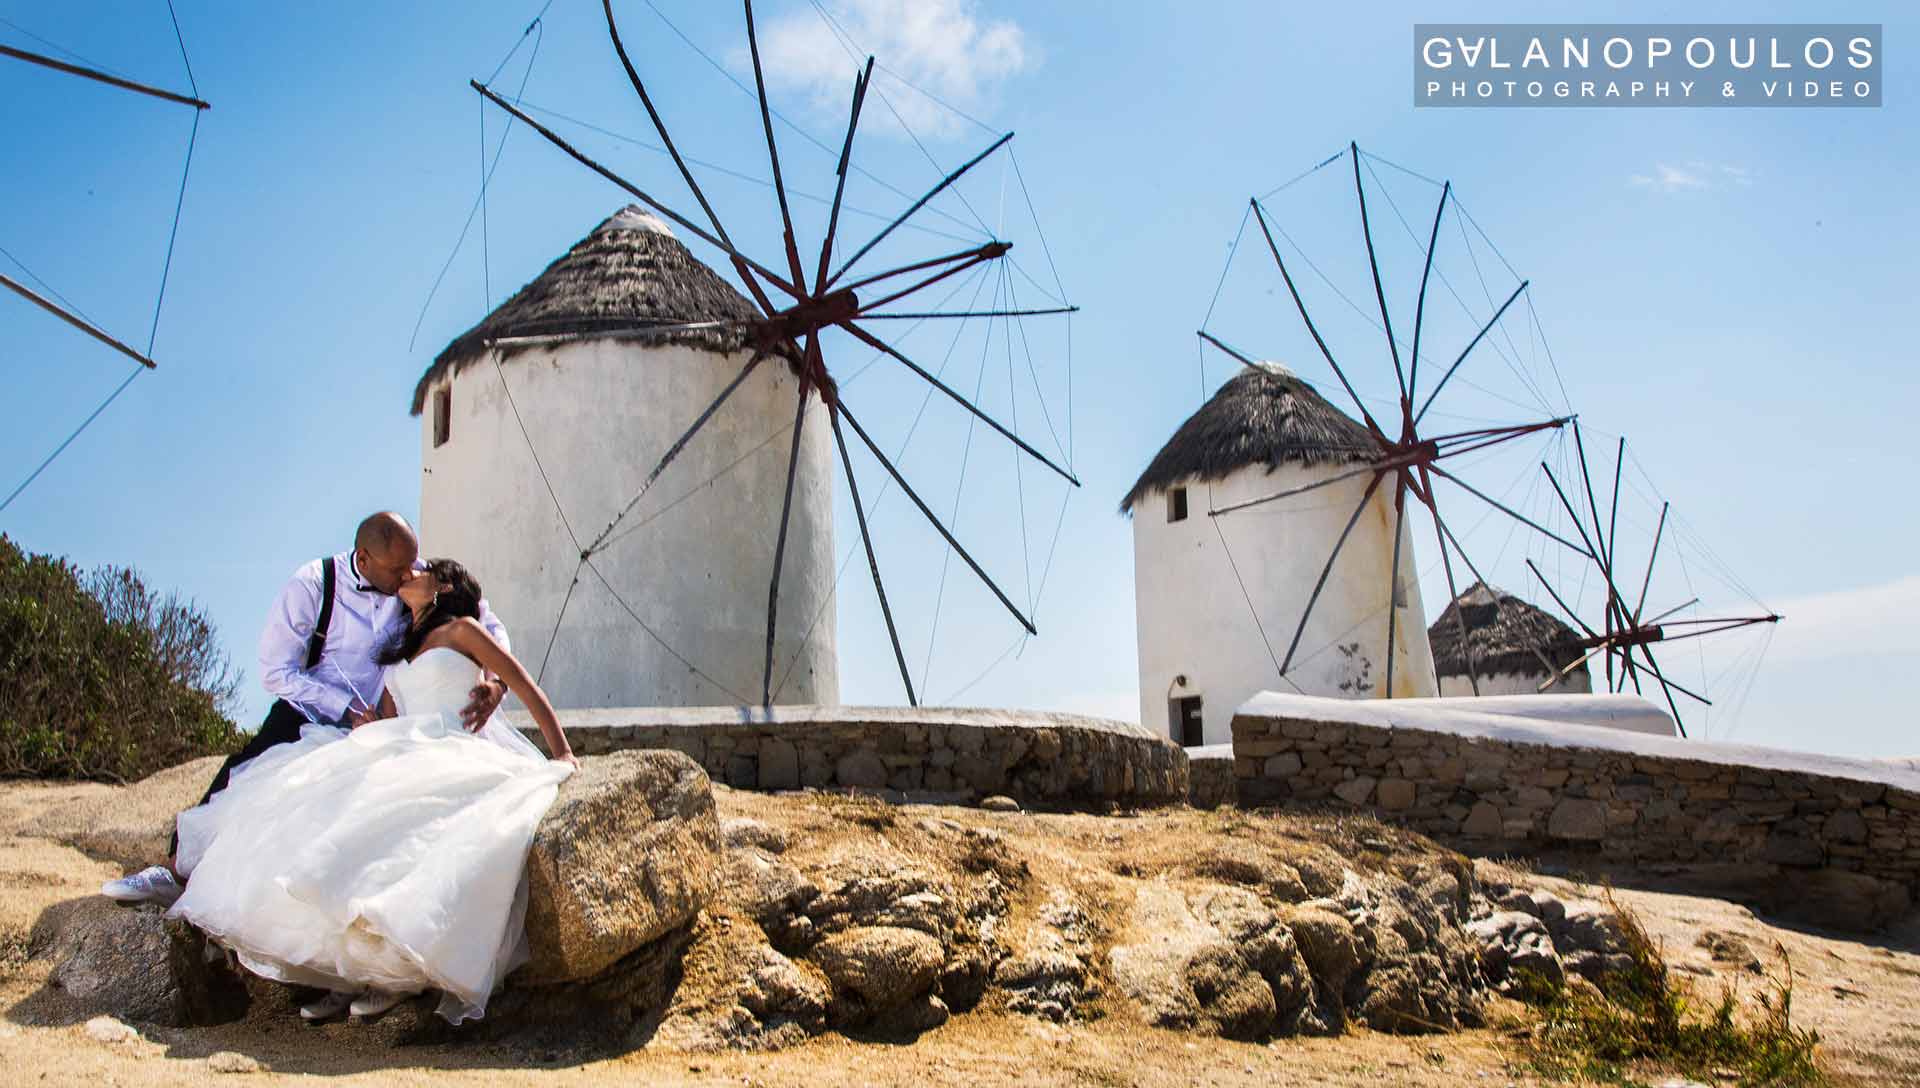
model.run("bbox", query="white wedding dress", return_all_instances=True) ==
[168,646,573,1023]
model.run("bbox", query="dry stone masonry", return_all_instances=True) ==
[1232,702,1920,927]
[511,705,1188,809]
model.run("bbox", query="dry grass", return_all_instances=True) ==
[1510,893,1823,1086]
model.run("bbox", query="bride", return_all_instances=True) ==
[168,559,578,1024]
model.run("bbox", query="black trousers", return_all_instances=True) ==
[169,699,313,858]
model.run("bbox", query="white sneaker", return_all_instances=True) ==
[349,990,411,1020]
[100,866,183,907]
[299,990,356,1022]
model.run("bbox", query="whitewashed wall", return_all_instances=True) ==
[420,338,837,709]
[1132,462,1435,747]
[1439,669,1593,697]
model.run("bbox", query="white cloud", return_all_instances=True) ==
[1635,162,1712,193]
[1629,160,1755,193]
[751,0,1033,140]
[1754,574,1920,664]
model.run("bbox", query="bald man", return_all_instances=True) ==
[104,512,511,908]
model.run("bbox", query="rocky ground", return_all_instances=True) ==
[1,757,1917,1084]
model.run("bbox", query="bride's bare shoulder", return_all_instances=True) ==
[418,617,488,656]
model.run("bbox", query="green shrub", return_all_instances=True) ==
[0,534,242,782]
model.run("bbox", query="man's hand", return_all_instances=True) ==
[347,704,379,729]
[461,677,507,732]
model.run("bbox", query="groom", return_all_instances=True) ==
[102,511,512,907]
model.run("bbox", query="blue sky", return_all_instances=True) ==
[3,2,1914,757]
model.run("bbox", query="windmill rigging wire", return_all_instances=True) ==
[458,2,1073,707]
[1004,253,1069,465]
[0,243,102,329]
[3,4,205,514]
[506,98,981,247]
[621,262,992,564]
[1004,254,1067,306]
[451,11,749,697]
[0,15,126,78]
[940,631,1023,704]
[584,554,751,704]
[1359,155,1548,414]
[409,15,544,351]
[1197,204,1253,398]
[800,1,998,142]
[1014,483,1074,664]
[1007,149,1068,301]
[918,264,1004,695]
[1209,486,1300,693]
[1357,147,1573,416]
[1,367,143,514]
[1001,264,1035,614]
[770,261,997,699]
[805,0,995,237]
[1259,208,1551,422]
[145,110,198,355]
[162,0,198,97]
[1006,145,1074,468]
[535,564,581,683]
[1445,191,1541,407]
[803,0,1082,398]
[1357,147,1445,189]
[637,0,988,242]
[1258,148,1345,201]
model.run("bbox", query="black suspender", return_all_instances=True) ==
[305,556,336,670]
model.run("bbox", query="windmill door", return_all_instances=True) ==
[1171,695,1204,747]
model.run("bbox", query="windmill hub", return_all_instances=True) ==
[750,289,860,357]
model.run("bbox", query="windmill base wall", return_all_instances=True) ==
[1131,463,1437,749]
[1439,670,1592,697]
[420,339,837,709]
[1231,703,1920,930]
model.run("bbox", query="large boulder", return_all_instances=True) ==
[719,847,818,947]
[1109,884,1319,1040]
[812,925,946,1023]
[1282,905,1362,997]
[27,757,222,867]
[1550,900,1633,982]
[1466,910,1565,994]
[1328,869,1486,1033]
[519,749,722,983]
[27,899,252,1028]
[32,899,180,1024]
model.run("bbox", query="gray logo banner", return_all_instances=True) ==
[1415,24,1881,107]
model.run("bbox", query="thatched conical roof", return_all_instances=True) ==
[1120,362,1378,513]
[1427,581,1590,679]
[412,206,769,415]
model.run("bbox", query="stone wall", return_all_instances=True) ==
[1232,703,1920,909]
[509,705,1187,808]
[1185,744,1236,809]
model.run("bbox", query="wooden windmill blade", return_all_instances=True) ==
[472,0,1079,707]
[1204,142,1583,699]
[1534,423,1782,737]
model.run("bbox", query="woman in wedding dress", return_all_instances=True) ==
[168,559,578,1024]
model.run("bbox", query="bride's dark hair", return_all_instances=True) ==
[377,558,484,665]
